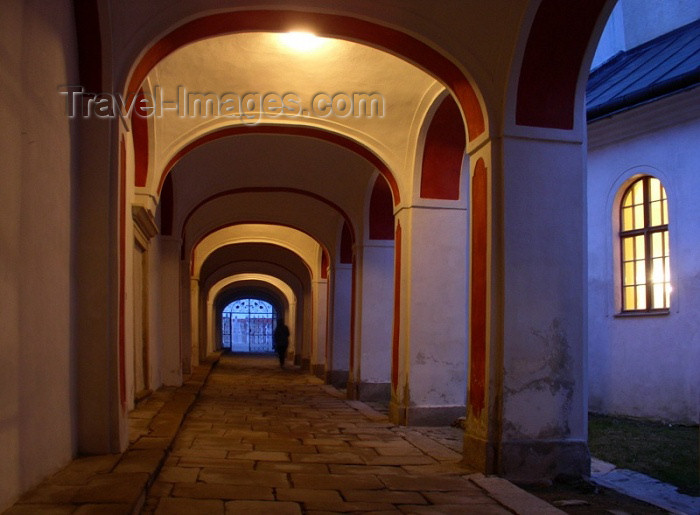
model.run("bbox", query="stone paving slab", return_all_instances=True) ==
[170,483,274,501]
[224,500,302,514]
[471,475,566,514]
[4,353,565,514]
[141,354,563,515]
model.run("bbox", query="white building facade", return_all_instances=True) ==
[587,6,700,424]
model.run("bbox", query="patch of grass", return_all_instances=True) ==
[588,413,699,496]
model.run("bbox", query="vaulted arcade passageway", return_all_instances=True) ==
[1,1,618,510]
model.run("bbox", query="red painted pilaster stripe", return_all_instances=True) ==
[391,221,402,391]
[325,276,331,372]
[516,0,607,129]
[321,249,329,279]
[349,254,356,372]
[132,89,149,187]
[468,159,487,417]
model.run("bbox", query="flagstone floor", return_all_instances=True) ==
[4,354,563,514]
[141,354,561,514]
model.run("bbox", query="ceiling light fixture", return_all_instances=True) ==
[279,31,325,51]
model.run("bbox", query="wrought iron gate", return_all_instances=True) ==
[221,298,276,352]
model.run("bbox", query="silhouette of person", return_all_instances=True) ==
[273,318,290,368]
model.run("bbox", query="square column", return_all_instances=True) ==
[464,140,589,481]
[189,278,200,368]
[311,278,328,378]
[328,263,352,388]
[75,110,124,453]
[299,288,314,370]
[353,242,394,401]
[179,260,192,374]
[390,206,468,426]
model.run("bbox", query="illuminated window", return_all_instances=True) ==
[620,177,670,312]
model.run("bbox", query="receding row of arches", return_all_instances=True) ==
[108,2,614,484]
[2,4,624,505]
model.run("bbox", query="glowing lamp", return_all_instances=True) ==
[279,31,325,51]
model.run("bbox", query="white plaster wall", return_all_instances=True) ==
[0,0,77,509]
[587,105,700,424]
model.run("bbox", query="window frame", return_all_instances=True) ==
[618,176,670,314]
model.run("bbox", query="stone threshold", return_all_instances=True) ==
[4,353,222,515]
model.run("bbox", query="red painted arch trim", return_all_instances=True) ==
[180,187,356,248]
[369,175,394,240]
[516,0,607,129]
[190,221,322,279]
[126,10,485,142]
[420,95,465,200]
[159,124,400,207]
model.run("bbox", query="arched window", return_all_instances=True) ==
[222,299,276,352]
[620,176,670,312]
